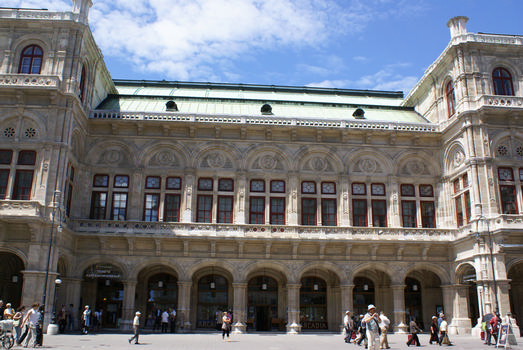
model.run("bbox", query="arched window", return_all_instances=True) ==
[79,64,87,102]
[446,81,456,117]
[18,45,43,74]
[492,67,514,96]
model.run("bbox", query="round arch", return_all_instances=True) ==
[0,251,25,308]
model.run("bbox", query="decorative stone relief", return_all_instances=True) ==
[514,142,523,159]
[200,152,233,169]
[496,143,510,158]
[352,157,382,174]
[104,150,121,164]
[251,154,284,171]
[302,156,333,172]
[407,160,424,175]
[452,149,465,168]
[149,150,179,167]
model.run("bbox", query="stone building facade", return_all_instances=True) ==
[0,1,522,336]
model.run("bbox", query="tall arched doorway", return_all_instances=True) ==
[197,274,228,329]
[353,277,374,316]
[135,266,178,329]
[247,276,277,331]
[405,277,422,326]
[81,264,124,328]
[405,270,443,330]
[508,262,523,336]
[457,264,479,326]
[300,276,327,330]
[0,252,24,308]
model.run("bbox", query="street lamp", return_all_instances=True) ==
[474,214,500,313]
[42,190,62,316]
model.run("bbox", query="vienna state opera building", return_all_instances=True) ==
[0,0,522,336]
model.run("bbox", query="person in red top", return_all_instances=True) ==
[488,312,501,346]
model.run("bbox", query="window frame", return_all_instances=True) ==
[270,180,285,193]
[196,194,213,223]
[164,194,181,222]
[217,195,234,224]
[18,45,43,74]
[321,198,337,226]
[0,169,9,200]
[500,185,518,214]
[198,177,214,191]
[352,198,368,227]
[249,196,265,224]
[90,191,108,220]
[420,201,436,228]
[250,179,265,193]
[401,200,417,228]
[270,197,285,225]
[371,199,387,227]
[301,198,317,225]
[12,169,34,200]
[446,80,456,117]
[111,192,128,220]
[492,67,514,96]
[143,193,160,222]
[218,178,234,192]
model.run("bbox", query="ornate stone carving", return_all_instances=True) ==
[360,158,377,173]
[407,160,424,175]
[260,155,277,170]
[200,152,232,168]
[452,149,465,168]
[104,150,121,164]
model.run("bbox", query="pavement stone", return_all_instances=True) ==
[30,332,523,350]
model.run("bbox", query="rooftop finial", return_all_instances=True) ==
[72,0,93,24]
[447,16,469,39]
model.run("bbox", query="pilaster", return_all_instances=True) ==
[286,283,301,334]
[391,284,407,333]
[120,280,137,330]
[232,282,247,334]
[441,284,456,335]
[177,280,192,331]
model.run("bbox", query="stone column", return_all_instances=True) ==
[232,282,247,334]
[391,284,407,333]
[286,283,302,334]
[63,278,82,330]
[120,280,137,330]
[451,284,472,334]
[340,284,354,330]
[441,285,456,335]
[177,280,192,331]
[497,280,511,318]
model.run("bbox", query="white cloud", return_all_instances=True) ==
[3,0,429,86]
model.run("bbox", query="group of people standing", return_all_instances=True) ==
[343,305,390,350]
[152,307,177,333]
[343,305,453,349]
[0,301,44,348]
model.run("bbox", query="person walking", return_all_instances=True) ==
[438,315,452,346]
[221,311,231,341]
[429,316,439,344]
[13,306,25,344]
[128,311,141,344]
[67,304,76,332]
[355,314,366,346]
[406,317,422,347]
[379,311,390,349]
[81,305,91,334]
[488,312,500,346]
[22,303,39,348]
[343,310,353,343]
[363,304,381,350]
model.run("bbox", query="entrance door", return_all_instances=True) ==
[255,306,270,331]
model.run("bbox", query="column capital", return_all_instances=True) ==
[287,283,302,289]
[122,280,137,287]
[340,284,355,290]
[232,282,248,288]
[391,284,406,290]
[177,280,193,287]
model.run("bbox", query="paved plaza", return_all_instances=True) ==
[35,332,522,350]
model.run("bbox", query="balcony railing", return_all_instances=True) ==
[0,74,61,89]
[90,110,440,133]
[72,219,458,241]
[0,200,45,219]
[0,9,80,22]
[476,95,523,109]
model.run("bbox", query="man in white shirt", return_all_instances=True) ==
[343,310,353,343]
[379,311,390,349]
[22,303,39,348]
[161,310,169,333]
[128,311,141,344]
[364,304,381,350]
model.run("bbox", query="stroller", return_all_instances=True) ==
[0,320,14,349]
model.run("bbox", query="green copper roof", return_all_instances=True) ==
[96,80,429,124]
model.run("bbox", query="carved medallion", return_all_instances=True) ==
[261,155,277,170]
[407,160,424,175]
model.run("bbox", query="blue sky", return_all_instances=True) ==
[5,0,523,95]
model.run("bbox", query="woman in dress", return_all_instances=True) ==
[221,311,231,341]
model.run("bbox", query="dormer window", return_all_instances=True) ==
[261,104,272,115]
[353,108,365,119]
[446,81,456,117]
[166,100,178,111]
[19,45,43,74]
[492,67,514,96]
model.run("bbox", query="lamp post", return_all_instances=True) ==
[52,278,62,323]
[474,214,500,314]
[43,190,62,324]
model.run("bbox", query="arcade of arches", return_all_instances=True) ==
[26,259,516,335]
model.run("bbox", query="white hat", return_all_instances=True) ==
[368,304,376,310]
[345,310,350,314]
[136,311,141,315]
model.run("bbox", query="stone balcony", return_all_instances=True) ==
[476,94,523,109]
[0,74,61,90]
[0,8,80,22]
[73,219,457,242]
[0,200,44,221]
